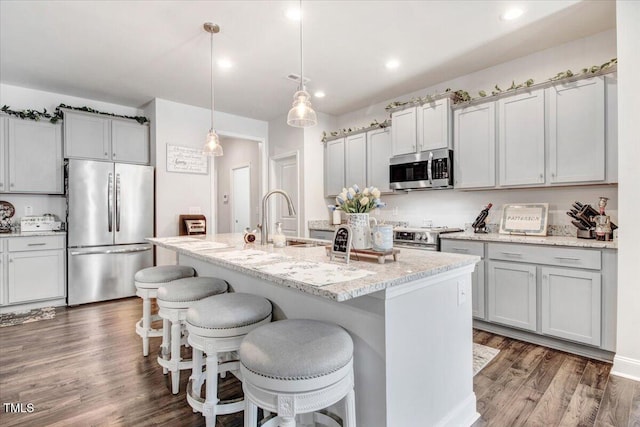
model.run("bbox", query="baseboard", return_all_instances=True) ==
[611,355,640,381]
[434,393,479,427]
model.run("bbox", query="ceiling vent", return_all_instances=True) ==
[286,73,310,85]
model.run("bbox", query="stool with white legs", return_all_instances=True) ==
[134,265,195,357]
[239,319,356,427]
[157,277,229,394]
[186,293,273,427]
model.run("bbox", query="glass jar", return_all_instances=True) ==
[272,222,286,248]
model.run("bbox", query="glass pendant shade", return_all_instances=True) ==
[287,89,317,127]
[204,129,223,156]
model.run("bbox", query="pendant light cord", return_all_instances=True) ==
[210,30,215,130]
[299,0,304,92]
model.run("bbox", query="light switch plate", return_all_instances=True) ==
[457,280,470,306]
[25,205,33,215]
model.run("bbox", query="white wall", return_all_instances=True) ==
[0,83,143,224]
[612,0,640,381]
[321,30,618,230]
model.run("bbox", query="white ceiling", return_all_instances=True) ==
[0,1,615,122]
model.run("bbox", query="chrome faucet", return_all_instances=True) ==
[258,189,296,245]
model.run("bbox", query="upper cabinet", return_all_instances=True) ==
[391,99,452,156]
[63,109,149,164]
[0,117,63,194]
[547,77,605,184]
[324,137,345,197]
[498,89,545,187]
[366,127,392,193]
[453,103,496,189]
[345,133,367,188]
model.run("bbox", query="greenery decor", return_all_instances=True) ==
[321,118,390,143]
[1,104,149,125]
[335,185,386,213]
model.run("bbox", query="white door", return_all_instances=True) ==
[231,165,251,233]
[271,153,299,236]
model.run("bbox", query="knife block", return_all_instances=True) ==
[576,229,594,239]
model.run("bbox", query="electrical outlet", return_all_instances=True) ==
[25,205,33,216]
[457,280,470,306]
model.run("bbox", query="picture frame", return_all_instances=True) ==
[166,144,209,174]
[499,203,549,236]
[330,225,352,264]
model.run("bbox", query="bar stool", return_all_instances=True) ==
[239,319,356,427]
[186,293,273,427]
[157,277,229,394]
[134,265,195,356]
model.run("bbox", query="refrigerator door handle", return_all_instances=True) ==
[108,173,114,232]
[116,173,121,232]
[70,247,152,256]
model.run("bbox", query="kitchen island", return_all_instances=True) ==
[148,234,480,427]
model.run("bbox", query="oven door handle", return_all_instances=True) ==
[427,151,433,185]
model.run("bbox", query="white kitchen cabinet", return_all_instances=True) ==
[547,77,605,184]
[366,127,392,193]
[417,98,452,151]
[441,239,485,319]
[453,103,496,189]
[487,260,537,332]
[0,117,63,194]
[309,229,335,240]
[391,107,417,156]
[345,133,367,187]
[541,266,601,346]
[6,235,65,305]
[63,109,149,164]
[605,74,618,183]
[0,240,5,306]
[498,90,545,186]
[324,137,345,197]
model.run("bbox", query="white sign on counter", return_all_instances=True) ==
[166,144,209,174]
[500,203,549,236]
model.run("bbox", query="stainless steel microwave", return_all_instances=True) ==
[389,148,454,190]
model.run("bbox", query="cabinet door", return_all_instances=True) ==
[0,118,6,192]
[7,119,63,194]
[325,138,345,197]
[111,120,150,164]
[7,250,65,304]
[453,103,496,189]
[498,90,545,186]
[64,111,110,160]
[391,107,417,156]
[541,267,601,346]
[547,77,605,184]
[487,261,536,331]
[417,98,451,151]
[605,74,617,183]
[0,252,5,306]
[366,127,392,193]
[345,133,367,188]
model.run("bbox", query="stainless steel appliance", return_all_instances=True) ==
[393,226,463,251]
[66,159,154,305]
[389,148,454,190]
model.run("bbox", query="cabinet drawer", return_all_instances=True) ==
[8,236,65,252]
[488,243,600,270]
[441,239,484,257]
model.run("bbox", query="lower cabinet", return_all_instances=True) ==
[309,229,335,241]
[541,267,601,346]
[487,261,537,332]
[441,239,485,319]
[3,235,66,306]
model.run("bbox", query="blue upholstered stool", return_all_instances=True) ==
[134,265,195,357]
[186,293,272,427]
[239,319,356,427]
[157,277,229,394]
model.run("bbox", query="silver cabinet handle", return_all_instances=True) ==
[501,251,523,257]
[554,256,581,261]
[107,173,113,232]
[116,173,121,232]
[27,243,47,246]
[427,151,433,184]
[452,248,470,253]
[70,247,151,256]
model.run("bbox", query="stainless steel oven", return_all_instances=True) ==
[389,148,454,190]
[393,226,462,251]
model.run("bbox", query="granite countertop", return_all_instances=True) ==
[148,234,479,302]
[0,230,67,238]
[440,231,617,249]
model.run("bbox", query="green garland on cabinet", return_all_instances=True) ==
[321,119,390,143]
[0,103,149,125]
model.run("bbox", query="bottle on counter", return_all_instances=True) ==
[332,206,341,225]
[272,222,286,248]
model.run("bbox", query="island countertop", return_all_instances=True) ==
[148,234,479,302]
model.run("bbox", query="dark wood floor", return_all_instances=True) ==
[1,298,638,426]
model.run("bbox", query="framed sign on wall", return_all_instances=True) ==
[499,203,549,236]
[166,144,209,174]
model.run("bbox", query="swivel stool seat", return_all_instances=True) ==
[186,292,273,427]
[156,276,229,394]
[239,319,356,427]
[134,265,195,356]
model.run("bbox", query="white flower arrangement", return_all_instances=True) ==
[334,184,385,213]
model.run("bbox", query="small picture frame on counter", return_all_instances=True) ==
[330,225,352,264]
[499,203,549,236]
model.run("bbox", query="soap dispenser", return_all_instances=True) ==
[273,222,286,248]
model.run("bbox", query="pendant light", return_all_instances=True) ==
[203,22,223,156]
[287,0,317,127]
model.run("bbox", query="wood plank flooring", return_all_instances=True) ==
[1,298,639,426]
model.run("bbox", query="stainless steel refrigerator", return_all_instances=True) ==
[66,159,154,305]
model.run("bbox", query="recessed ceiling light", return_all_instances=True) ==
[286,8,301,21]
[314,91,325,98]
[217,59,233,69]
[385,59,400,70]
[501,7,524,20]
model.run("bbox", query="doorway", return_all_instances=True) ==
[269,151,300,236]
[231,165,251,233]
